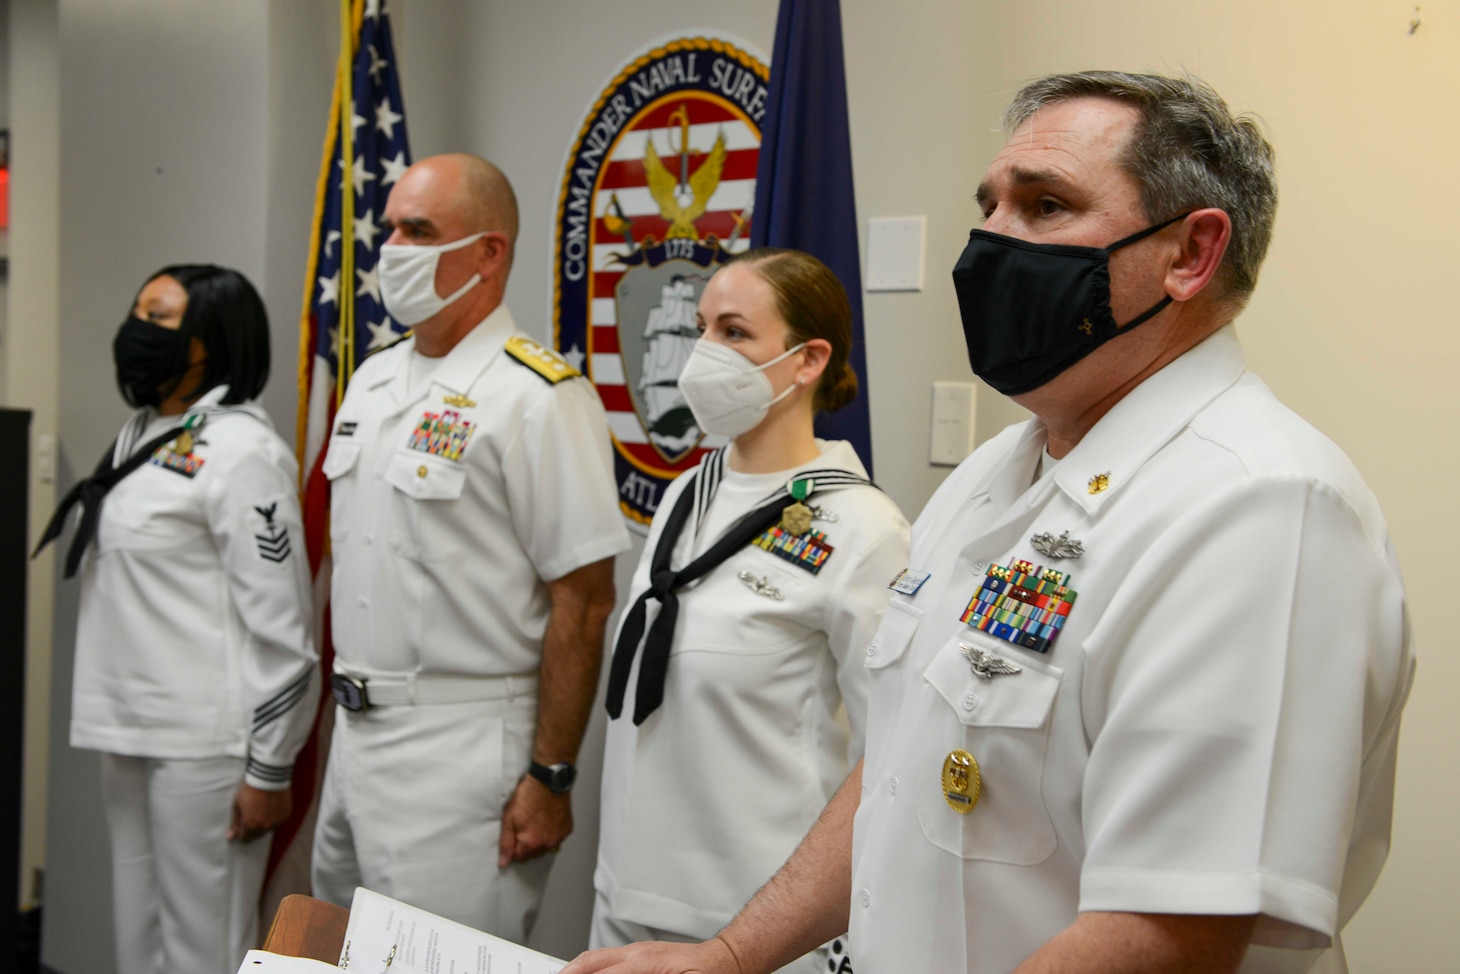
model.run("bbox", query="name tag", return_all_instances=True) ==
[888,568,931,596]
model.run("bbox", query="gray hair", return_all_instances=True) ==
[1004,71,1277,305]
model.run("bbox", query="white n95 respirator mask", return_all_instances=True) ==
[677,339,806,438]
[377,231,489,326]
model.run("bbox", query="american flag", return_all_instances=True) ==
[271,0,409,893]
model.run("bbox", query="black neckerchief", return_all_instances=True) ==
[605,450,873,725]
[34,422,192,578]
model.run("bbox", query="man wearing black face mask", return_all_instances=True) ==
[564,72,1413,974]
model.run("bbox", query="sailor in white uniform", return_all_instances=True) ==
[311,154,630,940]
[562,72,1414,974]
[41,265,318,974]
[591,249,909,974]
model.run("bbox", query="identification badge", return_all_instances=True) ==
[888,568,931,596]
[407,409,475,461]
[960,559,1077,654]
[942,749,981,814]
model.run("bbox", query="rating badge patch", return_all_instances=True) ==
[960,559,1077,654]
[253,503,292,564]
[553,34,769,532]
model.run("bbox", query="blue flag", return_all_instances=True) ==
[751,0,872,474]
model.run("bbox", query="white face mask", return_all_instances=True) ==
[378,231,489,326]
[677,339,806,438]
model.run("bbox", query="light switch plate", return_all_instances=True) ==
[865,216,926,292]
[930,381,976,466]
[35,433,56,486]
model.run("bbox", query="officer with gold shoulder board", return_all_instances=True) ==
[312,153,631,941]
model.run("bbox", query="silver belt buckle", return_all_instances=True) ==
[330,673,369,711]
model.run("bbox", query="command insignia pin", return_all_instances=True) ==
[942,749,981,814]
[1087,472,1110,495]
[959,641,1023,680]
[1030,529,1084,559]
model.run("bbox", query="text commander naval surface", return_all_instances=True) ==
[562,71,1415,974]
[311,153,631,940]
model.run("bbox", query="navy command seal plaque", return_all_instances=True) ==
[552,35,769,532]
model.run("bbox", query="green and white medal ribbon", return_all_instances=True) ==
[780,477,815,535]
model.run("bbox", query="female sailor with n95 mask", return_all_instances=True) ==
[591,248,909,973]
[36,264,318,974]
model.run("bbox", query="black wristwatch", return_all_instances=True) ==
[527,760,577,795]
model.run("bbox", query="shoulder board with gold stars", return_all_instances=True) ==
[363,329,412,361]
[505,336,580,384]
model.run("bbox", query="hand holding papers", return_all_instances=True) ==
[339,887,565,974]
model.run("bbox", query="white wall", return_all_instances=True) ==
[4,0,60,915]
[43,2,271,970]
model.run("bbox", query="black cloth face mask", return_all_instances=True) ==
[114,315,190,407]
[951,213,1189,396]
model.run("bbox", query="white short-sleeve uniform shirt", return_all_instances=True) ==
[323,305,631,676]
[597,440,909,939]
[850,327,1414,974]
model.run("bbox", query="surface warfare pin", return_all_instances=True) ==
[943,749,981,814]
[738,571,784,601]
[1029,529,1083,559]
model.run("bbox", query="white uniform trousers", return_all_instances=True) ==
[99,753,269,974]
[589,888,840,974]
[312,693,551,941]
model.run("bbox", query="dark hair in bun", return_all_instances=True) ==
[726,247,858,412]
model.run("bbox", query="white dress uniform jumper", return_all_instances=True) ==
[592,440,909,974]
[849,327,1414,974]
[60,385,319,974]
[312,305,630,939]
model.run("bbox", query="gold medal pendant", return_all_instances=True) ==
[780,477,815,535]
[942,749,981,814]
[780,501,813,536]
[173,431,194,456]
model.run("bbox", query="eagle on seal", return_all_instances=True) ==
[644,133,727,239]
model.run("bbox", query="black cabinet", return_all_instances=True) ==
[0,408,30,963]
